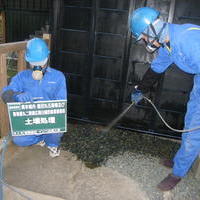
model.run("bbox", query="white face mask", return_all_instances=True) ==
[32,66,45,80]
[145,42,159,53]
[30,58,48,80]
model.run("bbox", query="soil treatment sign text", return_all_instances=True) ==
[7,100,67,136]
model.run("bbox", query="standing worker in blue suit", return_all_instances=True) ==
[130,7,200,191]
[1,38,67,158]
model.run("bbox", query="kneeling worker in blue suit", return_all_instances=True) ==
[130,7,200,191]
[1,38,67,158]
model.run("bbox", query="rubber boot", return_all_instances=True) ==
[157,174,181,191]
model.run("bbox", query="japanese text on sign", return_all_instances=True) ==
[7,100,67,136]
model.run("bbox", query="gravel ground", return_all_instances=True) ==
[105,152,200,200]
[62,122,200,200]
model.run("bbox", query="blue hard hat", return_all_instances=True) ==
[25,38,50,63]
[130,7,160,40]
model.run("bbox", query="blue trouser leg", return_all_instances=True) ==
[43,133,63,147]
[12,135,44,147]
[173,131,200,177]
[12,133,64,147]
[173,75,200,177]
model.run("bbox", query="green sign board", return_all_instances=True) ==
[7,100,67,136]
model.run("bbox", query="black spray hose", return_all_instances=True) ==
[102,96,200,134]
[143,96,200,133]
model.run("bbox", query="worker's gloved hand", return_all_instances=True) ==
[14,92,33,102]
[131,88,143,104]
[1,90,16,103]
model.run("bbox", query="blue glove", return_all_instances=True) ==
[131,89,143,104]
[14,92,33,102]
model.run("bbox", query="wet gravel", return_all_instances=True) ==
[61,122,200,200]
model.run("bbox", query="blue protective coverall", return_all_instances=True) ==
[151,23,200,177]
[2,66,67,147]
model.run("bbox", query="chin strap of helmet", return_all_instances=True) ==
[144,22,167,53]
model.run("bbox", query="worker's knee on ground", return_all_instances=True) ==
[12,136,36,147]
[43,133,63,147]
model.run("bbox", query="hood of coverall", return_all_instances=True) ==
[143,19,169,44]
[141,19,169,53]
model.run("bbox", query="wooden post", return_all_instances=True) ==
[0,53,10,137]
[43,33,51,50]
[43,33,51,64]
[17,50,26,72]
[0,12,6,43]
